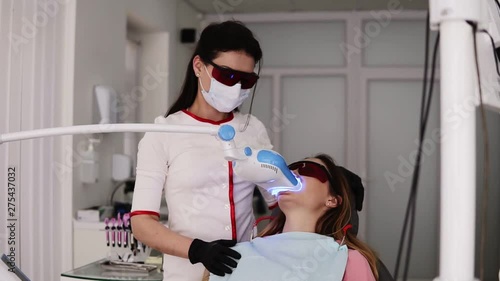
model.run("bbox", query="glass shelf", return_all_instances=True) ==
[61,259,163,281]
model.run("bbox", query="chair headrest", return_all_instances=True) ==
[339,166,364,212]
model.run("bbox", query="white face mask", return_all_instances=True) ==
[199,65,251,113]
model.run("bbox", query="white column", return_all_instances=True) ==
[437,20,476,281]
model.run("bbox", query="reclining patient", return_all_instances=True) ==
[204,154,378,281]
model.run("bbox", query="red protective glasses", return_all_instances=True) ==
[288,161,334,185]
[208,61,259,89]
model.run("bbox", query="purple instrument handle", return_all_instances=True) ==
[104,218,110,246]
[110,218,116,246]
[122,214,130,248]
[123,214,130,228]
[117,218,122,247]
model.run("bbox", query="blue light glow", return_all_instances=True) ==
[268,175,303,196]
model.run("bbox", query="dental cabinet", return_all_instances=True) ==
[73,220,109,268]
[68,219,165,280]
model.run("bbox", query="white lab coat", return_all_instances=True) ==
[131,110,276,281]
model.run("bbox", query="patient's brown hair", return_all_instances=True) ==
[202,270,210,281]
[259,154,379,281]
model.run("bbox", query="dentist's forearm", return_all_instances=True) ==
[131,215,193,258]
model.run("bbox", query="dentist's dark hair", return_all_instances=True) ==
[165,20,263,117]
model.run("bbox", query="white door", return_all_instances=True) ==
[241,21,348,165]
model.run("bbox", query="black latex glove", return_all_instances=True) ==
[188,238,241,276]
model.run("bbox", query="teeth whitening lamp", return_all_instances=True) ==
[217,125,302,195]
[0,123,301,195]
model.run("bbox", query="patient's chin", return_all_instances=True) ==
[277,194,300,210]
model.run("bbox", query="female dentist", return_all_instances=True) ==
[130,21,276,281]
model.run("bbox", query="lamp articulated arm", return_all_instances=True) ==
[0,123,301,194]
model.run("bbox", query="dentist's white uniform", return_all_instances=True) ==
[131,110,277,281]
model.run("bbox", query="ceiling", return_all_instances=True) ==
[183,0,428,14]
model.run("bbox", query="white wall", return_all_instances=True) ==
[71,0,179,216]
[126,0,178,113]
[72,0,127,214]
[173,0,201,106]
[126,0,176,32]
[135,32,170,125]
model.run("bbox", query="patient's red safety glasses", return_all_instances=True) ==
[208,61,259,89]
[288,161,333,184]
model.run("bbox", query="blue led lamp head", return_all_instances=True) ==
[231,147,303,196]
[217,125,302,194]
[255,150,303,196]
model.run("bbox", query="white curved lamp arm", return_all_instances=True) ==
[0,124,219,145]
[0,123,300,195]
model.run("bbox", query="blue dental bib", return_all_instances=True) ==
[210,232,348,281]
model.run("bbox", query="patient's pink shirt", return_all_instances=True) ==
[343,249,376,281]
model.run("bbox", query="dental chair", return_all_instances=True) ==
[339,166,395,281]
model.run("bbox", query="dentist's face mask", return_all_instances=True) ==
[199,63,255,113]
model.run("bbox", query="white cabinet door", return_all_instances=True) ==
[73,222,107,268]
